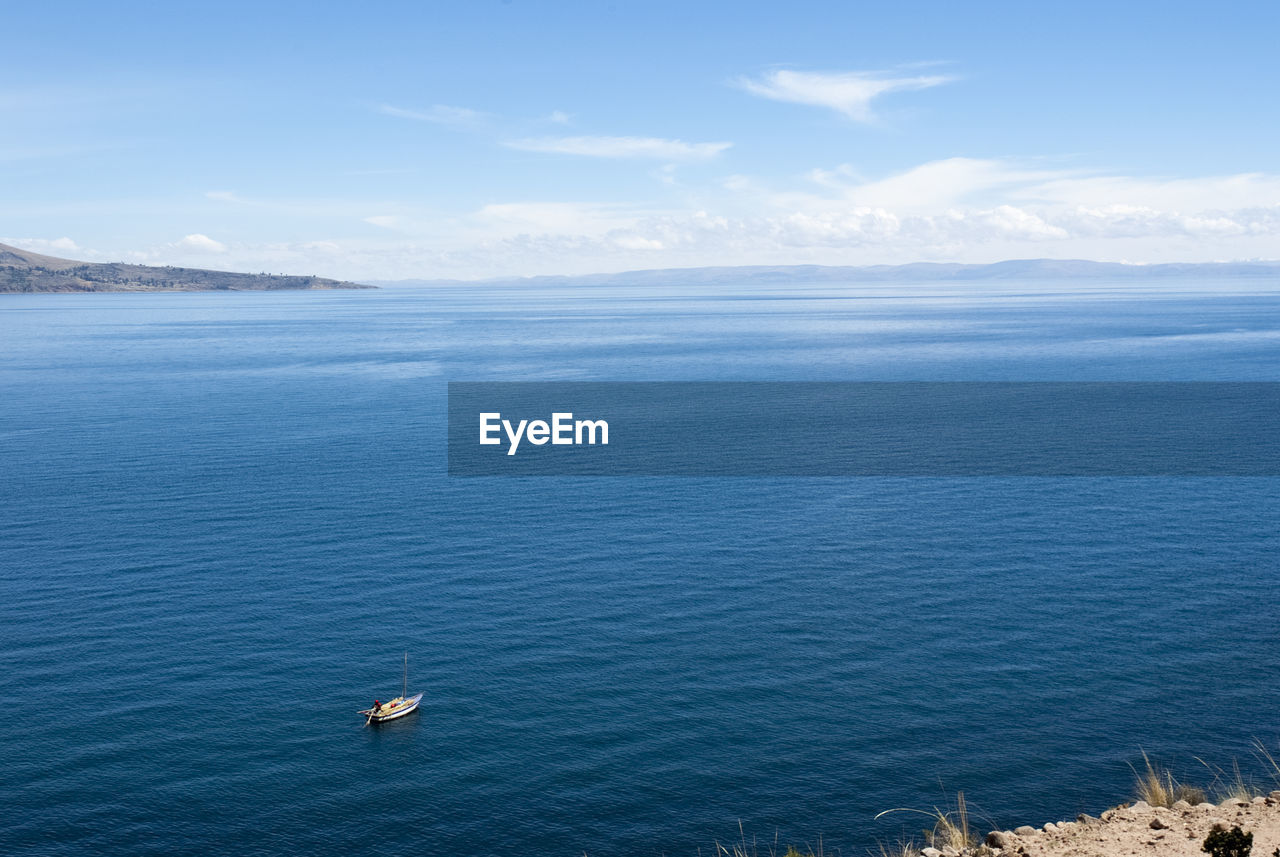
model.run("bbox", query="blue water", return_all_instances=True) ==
[3,279,1280,856]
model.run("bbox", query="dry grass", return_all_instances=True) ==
[710,822,826,857]
[873,840,922,857]
[1132,750,1207,807]
[1254,739,1280,787]
[701,744,1280,857]
[1196,756,1260,804]
[875,791,979,852]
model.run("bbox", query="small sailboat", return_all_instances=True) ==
[358,652,422,725]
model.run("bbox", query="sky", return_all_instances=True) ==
[2,0,1279,280]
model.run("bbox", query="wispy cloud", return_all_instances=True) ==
[504,135,732,161]
[473,201,642,236]
[815,157,1065,210]
[737,69,953,121]
[376,103,488,128]
[363,215,402,230]
[206,190,252,204]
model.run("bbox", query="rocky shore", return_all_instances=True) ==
[952,794,1280,857]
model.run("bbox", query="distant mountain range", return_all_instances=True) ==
[0,242,373,293]
[5,243,1278,293]
[379,258,1280,287]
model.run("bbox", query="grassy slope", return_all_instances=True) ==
[0,243,373,293]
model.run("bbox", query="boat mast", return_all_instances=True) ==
[403,651,407,698]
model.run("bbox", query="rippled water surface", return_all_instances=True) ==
[3,279,1280,856]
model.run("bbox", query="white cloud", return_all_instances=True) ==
[505,135,732,161]
[176,233,227,253]
[815,157,1066,211]
[604,161,1280,263]
[716,159,1280,248]
[377,103,488,128]
[738,69,954,121]
[363,215,402,229]
[3,236,80,255]
[734,157,1280,227]
[1019,172,1280,212]
[612,235,664,250]
[546,110,571,124]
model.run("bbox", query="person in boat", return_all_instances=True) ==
[372,699,381,713]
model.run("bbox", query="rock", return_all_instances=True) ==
[1172,799,1192,811]
[985,830,1015,849]
[1014,825,1038,837]
[1042,822,1057,832]
[939,847,959,857]
[1207,818,1227,831]
[1270,790,1280,800]
[1220,797,1248,808]
[921,848,942,857]
[1130,800,1151,812]
[1197,803,1218,811]
[1076,813,1096,824]
[1150,817,1168,830]
[1253,795,1267,805]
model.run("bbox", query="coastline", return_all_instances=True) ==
[758,754,1280,857]
[971,794,1280,857]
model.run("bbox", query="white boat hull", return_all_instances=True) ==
[359,692,423,723]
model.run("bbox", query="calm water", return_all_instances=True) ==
[3,279,1280,856]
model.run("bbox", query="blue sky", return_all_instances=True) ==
[3,0,1278,278]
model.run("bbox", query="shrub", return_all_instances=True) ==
[1202,825,1252,857]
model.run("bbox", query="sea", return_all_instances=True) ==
[2,277,1279,856]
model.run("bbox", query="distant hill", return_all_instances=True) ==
[0,242,374,293]
[377,258,1280,288]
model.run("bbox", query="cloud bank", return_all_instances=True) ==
[29,159,1280,279]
